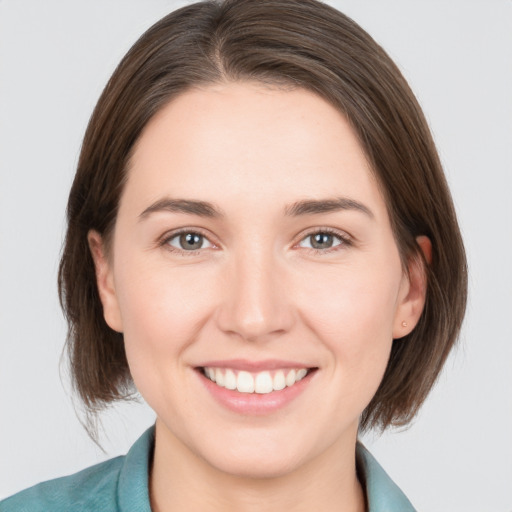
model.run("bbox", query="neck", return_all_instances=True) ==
[149,420,366,512]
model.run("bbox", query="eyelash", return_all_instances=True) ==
[159,227,352,256]
[298,227,352,254]
[159,228,214,257]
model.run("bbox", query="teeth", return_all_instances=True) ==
[237,371,254,393]
[215,368,225,387]
[285,369,296,387]
[255,372,273,394]
[224,369,237,390]
[296,368,308,380]
[273,370,286,391]
[206,367,216,381]
[203,367,310,394]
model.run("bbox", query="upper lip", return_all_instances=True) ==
[197,359,316,372]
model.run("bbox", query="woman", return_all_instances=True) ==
[1,0,467,510]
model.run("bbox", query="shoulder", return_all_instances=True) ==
[0,456,124,512]
[0,426,155,512]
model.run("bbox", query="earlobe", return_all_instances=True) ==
[87,230,123,333]
[393,236,431,339]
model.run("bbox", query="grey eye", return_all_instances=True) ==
[311,233,334,249]
[168,232,213,251]
[299,232,343,250]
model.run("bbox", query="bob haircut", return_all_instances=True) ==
[58,0,467,433]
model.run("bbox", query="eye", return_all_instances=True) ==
[298,230,349,251]
[166,231,214,252]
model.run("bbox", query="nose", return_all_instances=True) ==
[215,246,295,342]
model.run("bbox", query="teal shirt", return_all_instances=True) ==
[1,426,416,512]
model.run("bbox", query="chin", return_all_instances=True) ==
[208,447,304,480]
[188,421,334,481]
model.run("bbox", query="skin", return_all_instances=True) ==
[89,81,429,512]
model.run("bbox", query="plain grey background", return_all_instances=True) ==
[1,1,511,510]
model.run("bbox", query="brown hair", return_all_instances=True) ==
[58,0,467,432]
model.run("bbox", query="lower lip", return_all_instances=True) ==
[196,369,316,415]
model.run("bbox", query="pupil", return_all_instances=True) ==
[180,233,202,250]
[311,233,332,249]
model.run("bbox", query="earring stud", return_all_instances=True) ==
[401,321,407,328]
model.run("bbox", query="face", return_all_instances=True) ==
[91,81,425,479]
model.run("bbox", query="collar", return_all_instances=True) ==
[356,442,416,511]
[117,426,154,512]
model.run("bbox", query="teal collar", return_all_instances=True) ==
[117,426,154,512]
[356,442,416,511]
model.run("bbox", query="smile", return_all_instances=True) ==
[202,367,311,394]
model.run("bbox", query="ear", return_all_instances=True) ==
[392,235,431,339]
[87,230,123,333]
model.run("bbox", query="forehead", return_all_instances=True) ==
[125,81,385,217]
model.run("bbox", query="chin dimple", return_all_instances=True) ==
[202,367,310,394]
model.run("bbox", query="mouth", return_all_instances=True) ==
[198,366,317,394]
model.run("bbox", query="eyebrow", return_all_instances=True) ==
[284,197,374,219]
[139,198,224,220]
[139,196,374,220]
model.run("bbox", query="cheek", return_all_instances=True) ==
[298,262,400,396]
[300,261,400,336]
[113,256,217,384]
[117,257,214,333]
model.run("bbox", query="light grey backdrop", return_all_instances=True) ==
[1,1,511,510]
